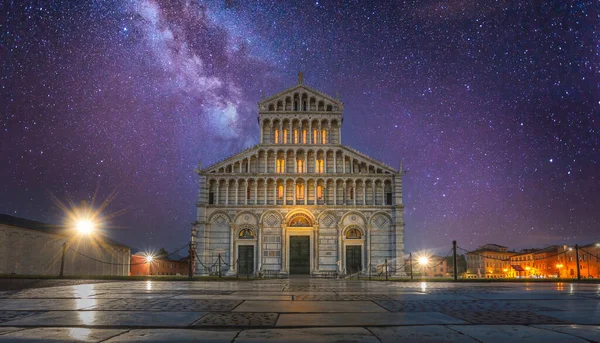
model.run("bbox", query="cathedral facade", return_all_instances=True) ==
[193,75,405,277]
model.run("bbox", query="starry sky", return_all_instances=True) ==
[2,0,599,255]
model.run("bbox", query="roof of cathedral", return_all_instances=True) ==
[259,83,342,109]
[201,143,398,174]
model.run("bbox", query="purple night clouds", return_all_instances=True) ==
[1,0,598,254]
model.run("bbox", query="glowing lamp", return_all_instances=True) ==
[145,255,153,263]
[75,219,95,234]
[418,257,429,265]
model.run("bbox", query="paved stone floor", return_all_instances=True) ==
[0,279,598,342]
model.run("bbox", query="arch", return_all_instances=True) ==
[234,211,259,225]
[285,209,315,224]
[344,226,364,239]
[288,213,314,228]
[340,211,368,227]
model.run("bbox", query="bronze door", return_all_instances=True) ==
[289,236,310,274]
[238,245,254,275]
[346,245,362,274]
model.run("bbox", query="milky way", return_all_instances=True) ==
[1,0,598,254]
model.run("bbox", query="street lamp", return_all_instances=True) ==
[417,256,429,278]
[60,216,98,277]
[146,254,154,276]
[75,219,95,234]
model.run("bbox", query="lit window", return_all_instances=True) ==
[274,130,279,143]
[277,185,284,199]
[277,159,285,173]
[316,159,324,173]
[283,129,288,143]
[302,130,307,144]
[321,129,327,144]
[297,159,304,173]
[313,129,318,144]
[296,184,305,199]
[317,185,323,199]
[294,130,298,144]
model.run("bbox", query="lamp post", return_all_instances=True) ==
[418,256,429,279]
[146,255,153,276]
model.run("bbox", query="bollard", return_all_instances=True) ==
[409,253,414,280]
[59,242,67,278]
[575,245,581,281]
[218,253,222,278]
[385,259,388,281]
[453,240,458,281]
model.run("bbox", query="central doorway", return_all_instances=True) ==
[346,245,362,274]
[289,236,310,274]
[238,245,254,276]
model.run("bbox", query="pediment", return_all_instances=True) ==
[259,84,343,112]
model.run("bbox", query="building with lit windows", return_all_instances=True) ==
[192,74,406,277]
[465,244,516,278]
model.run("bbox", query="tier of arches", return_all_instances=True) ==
[261,118,341,144]
[262,92,340,113]
[211,148,392,175]
[207,178,393,206]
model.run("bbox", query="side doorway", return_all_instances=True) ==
[345,245,362,274]
[238,245,254,276]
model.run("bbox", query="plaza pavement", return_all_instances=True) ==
[0,278,598,342]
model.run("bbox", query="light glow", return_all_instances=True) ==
[418,256,429,265]
[75,219,95,234]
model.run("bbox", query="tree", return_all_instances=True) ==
[156,248,169,260]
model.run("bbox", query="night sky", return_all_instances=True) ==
[2,1,598,255]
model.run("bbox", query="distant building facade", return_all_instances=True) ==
[465,244,516,278]
[130,253,189,276]
[0,214,130,276]
[193,75,406,277]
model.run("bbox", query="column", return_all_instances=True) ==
[314,180,318,205]
[235,182,239,205]
[313,223,319,272]
[366,225,371,270]
[244,181,248,205]
[293,180,297,205]
[342,154,346,173]
[273,180,277,204]
[353,180,357,206]
[216,182,220,205]
[264,152,268,173]
[258,224,263,272]
[284,182,287,205]
[334,154,337,173]
[260,120,263,143]
[337,224,343,273]
[229,225,235,271]
[254,180,258,205]
[225,181,229,205]
[281,224,287,273]
[264,181,267,205]
[304,181,308,204]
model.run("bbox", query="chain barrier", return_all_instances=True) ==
[68,242,190,266]
[426,248,453,269]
